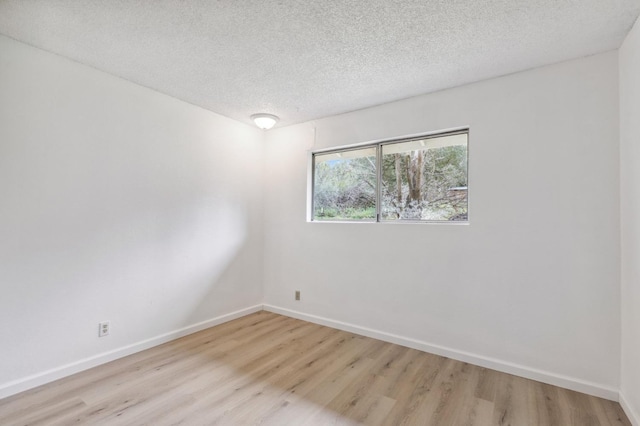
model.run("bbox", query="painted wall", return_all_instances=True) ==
[620,16,640,424]
[263,52,621,397]
[0,35,264,396]
[0,30,627,406]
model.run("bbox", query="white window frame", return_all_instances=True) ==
[307,128,469,224]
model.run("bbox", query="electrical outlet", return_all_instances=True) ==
[98,321,110,337]
[295,290,301,301]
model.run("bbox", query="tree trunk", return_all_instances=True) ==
[406,151,423,204]
[394,154,403,205]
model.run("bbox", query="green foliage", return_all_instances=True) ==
[313,155,376,220]
[313,143,468,221]
[314,207,376,221]
[381,145,467,220]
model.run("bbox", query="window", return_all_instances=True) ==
[311,130,468,222]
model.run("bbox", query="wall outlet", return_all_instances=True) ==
[98,321,110,337]
[295,290,301,301]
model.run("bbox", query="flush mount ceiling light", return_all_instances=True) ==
[251,113,279,130]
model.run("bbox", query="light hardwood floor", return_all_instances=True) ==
[0,311,630,425]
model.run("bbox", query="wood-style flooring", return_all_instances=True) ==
[0,311,631,425]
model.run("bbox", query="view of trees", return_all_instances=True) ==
[313,136,468,221]
[313,150,377,220]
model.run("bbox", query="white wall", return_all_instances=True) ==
[620,16,640,425]
[0,30,627,406]
[263,52,621,398]
[0,35,264,397]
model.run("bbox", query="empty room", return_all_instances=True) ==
[1,1,640,425]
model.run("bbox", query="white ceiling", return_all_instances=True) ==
[0,1,638,128]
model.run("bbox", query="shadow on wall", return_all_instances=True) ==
[113,196,253,332]
[0,192,253,387]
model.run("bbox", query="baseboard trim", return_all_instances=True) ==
[0,304,263,400]
[263,304,619,401]
[1,303,622,405]
[620,391,640,426]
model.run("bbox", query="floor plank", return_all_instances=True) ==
[0,311,631,425]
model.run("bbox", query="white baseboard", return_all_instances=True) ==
[620,391,640,426]
[263,304,619,401]
[0,304,263,400]
[2,303,623,406]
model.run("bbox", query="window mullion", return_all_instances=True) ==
[376,144,382,222]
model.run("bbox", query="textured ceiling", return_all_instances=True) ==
[0,1,639,128]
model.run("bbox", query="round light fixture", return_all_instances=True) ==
[251,113,279,130]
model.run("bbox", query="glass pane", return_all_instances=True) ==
[313,147,377,221]
[380,134,468,221]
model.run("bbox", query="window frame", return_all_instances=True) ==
[308,128,469,224]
